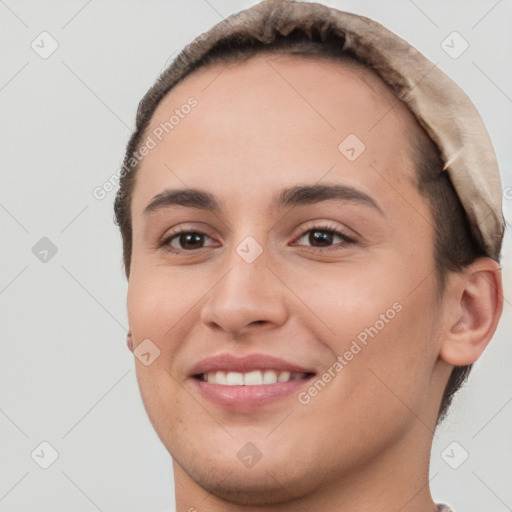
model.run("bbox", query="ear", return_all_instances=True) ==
[126,330,134,353]
[440,257,503,366]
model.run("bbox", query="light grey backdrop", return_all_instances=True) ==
[1,1,511,511]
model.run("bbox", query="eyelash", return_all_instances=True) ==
[159,223,357,254]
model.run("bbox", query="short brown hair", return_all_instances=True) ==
[114,21,499,423]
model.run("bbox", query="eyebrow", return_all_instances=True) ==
[143,183,383,216]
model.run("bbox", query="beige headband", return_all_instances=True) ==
[138,0,504,256]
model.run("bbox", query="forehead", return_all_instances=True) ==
[153,51,415,125]
[132,53,425,221]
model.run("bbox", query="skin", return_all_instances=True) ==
[125,54,502,512]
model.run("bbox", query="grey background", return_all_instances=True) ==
[0,1,511,511]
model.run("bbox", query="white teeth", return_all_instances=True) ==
[277,371,291,382]
[262,370,278,384]
[202,370,309,385]
[207,371,226,384]
[215,371,227,384]
[226,372,244,386]
[244,370,263,385]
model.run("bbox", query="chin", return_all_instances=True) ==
[172,447,323,506]
[183,465,317,506]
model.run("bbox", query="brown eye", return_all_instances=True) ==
[294,224,356,252]
[160,230,217,253]
[306,229,337,247]
[175,232,205,250]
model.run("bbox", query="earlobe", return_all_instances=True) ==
[127,330,134,352]
[440,258,503,366]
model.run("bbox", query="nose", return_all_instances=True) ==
[199,244,289,337]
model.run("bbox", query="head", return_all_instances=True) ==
[114,0,503,506]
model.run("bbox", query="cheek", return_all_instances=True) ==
[292,257,440,397]
[288,261,404,341]
[127,268,193,342]
[127,272,192,436]
[126,268,206,396]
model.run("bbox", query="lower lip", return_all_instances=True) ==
[191,376,314,410]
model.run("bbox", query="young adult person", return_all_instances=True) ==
[114,1,504,510]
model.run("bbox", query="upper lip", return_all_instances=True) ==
[189,353,316,377]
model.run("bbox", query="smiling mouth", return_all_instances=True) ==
[194,369,316,385]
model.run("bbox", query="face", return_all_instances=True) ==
[127,54,449,504]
